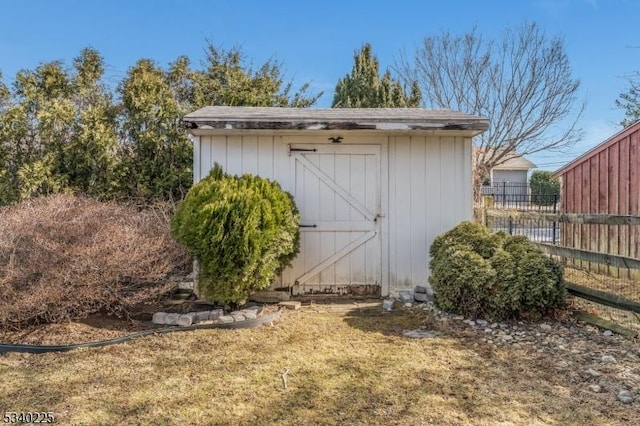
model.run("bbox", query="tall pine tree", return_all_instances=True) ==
[332,44,420,108]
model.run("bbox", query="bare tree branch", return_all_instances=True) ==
[616,71,640,127]
[396,22,584,194]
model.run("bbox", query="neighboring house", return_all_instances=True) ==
[553,121,640,263]
[477,149,536,202]
[183,107,489,297]
[490,154,537,185]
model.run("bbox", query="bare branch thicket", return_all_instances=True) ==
[0,194,191,330]
[396,23,584,188]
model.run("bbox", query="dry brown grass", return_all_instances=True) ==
[0,194,190,329]
[564,267,640,301]
[1,303,638,425]
[564,266,640,332]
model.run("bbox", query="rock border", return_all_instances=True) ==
[152,306,262,327]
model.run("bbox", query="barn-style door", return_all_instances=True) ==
[289,144,381,296]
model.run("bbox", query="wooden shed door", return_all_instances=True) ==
[289,144,381,296]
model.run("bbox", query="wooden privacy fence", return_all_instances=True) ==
[482,208,640,328]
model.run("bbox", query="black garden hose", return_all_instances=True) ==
[0,309,281,355]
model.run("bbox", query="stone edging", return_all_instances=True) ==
[152,306,262,327]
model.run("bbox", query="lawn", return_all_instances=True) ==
[1,302,638,425]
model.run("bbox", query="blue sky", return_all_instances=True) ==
[1,0,638,170]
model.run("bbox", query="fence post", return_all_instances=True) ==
[552,194,558,244]
[508,216,513,235]
[502,181,506,207]
[482,196,494,228]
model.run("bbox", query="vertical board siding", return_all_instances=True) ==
[388,137,398,291]
[349,154,367,282]
[199,135,279,181]
[211,136,227,176]
[257,136,275,179]
[365,153,379,284]
[192,135,201,183]
[241,135,259,175]
[199,135,211,181]
[620,136,631,267]
[558,123,640,279]
[598,150,609,274]
[388,135,471,291]
[393,136,412,287]
[410,136,427,286]
[609,143,620,276]
[424,135,443,282]
[630,132,640,261]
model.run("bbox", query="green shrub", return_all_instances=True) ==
[431,244,497,318]
[171,164,300,304]
[503,236,565,314]
[529,170,560,206]
[430,221,505,260]
[429,222,565,320]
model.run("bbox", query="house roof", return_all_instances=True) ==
[183,106,489,134]
[552,120,640,178]
[473,147,536,170]
[492,155,537,170]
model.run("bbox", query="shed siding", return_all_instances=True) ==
[194,133,472,295]
[388,135,472,292]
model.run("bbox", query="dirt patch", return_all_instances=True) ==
[0,299,279,346]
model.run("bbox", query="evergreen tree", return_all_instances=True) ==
[529,170,560,206]
[118,59,192,200]
[0,51,118,202]
[0,42,322,204]
[332,43,421,108]
[5,60,74,201]
[67,48,119,197]
[191,41,321,108]
[0,72,14,203]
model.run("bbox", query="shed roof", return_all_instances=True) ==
[183,106,489,134]
[553,120,640,178]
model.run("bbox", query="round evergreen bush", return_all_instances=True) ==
[171,164,300,304]
[430,244,496,317]
[429,221,565,320]
[429,221,505,260]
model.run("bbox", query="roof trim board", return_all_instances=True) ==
[183,106,489,135]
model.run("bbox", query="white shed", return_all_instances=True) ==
[183,107,488,297]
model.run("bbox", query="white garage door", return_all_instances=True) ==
[289,144,381,296]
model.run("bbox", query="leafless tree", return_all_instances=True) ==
[615,70,640,128]
[397,22,584,197]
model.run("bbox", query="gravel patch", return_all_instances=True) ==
[414,300,640,407]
